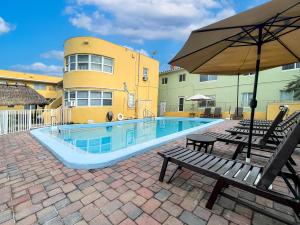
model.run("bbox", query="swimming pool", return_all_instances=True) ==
[31,117,223,169]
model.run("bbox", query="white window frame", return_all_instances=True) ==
[179,74,186,82]
[199,75,217,82]
[162,77,168,85]
[280,90,295,102]
[64,90,113,107]
[103,57,114,73]
[65,54,114,74]
[143,67,149,81]
[282,62,300,71]
[241,92,253,107]
[90,91,102,106]
[128,93,135,108]
[34,83,46,90]
[76,91,89,106]
[178,96,185,111]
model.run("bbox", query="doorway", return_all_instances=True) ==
[178,97,184,112]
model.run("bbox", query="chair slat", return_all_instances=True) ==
[224,163,243,178]
[210,159,228,172]
[216,161,235,175]
[195,155,215,167]
[202,157,221,169]
[235,164,251,180]
[245,167,261,185]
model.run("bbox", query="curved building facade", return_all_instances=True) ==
[63,37,159,123]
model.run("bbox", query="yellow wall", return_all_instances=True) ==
[64,37,159,123]
[267,103,300,120]
[164,103,300,121]
[164,110,266,120]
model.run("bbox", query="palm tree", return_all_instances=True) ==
[285,76,300,99]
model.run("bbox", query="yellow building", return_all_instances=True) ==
[0,70,62,109]
[63,36,159,123]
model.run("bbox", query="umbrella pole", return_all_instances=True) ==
[236,74,240,118]
[246,26,263,163]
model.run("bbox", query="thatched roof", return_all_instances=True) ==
[0,84,48,106]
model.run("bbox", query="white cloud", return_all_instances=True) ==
[66,0,235,41]
[11,62,62,76]
[40,50,64,60]
[123,45,149,56]
[0,17,14,35]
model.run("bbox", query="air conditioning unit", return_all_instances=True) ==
[68,100,76,107]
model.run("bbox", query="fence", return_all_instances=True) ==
[0,108,72,135]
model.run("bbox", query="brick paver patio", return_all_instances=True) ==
[0,120,299,225]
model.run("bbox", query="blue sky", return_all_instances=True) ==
[0,0,268,76]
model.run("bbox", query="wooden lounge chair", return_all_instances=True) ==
[212,107,222,118]
[230,107,243,120]
[201,107,211,118]
[203,109,298,164]
[226,106,295,138]
[158,120,300,224]
[239,110,300,127]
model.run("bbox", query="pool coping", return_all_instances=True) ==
[30,117,224,169]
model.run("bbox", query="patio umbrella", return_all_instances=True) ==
[186,94,213,101]
[170,0,300,162]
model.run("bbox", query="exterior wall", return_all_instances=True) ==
[159,67,300,119]
[64,37,159,123]
[0,70,62,109]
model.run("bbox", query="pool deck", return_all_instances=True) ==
[0,120,299,225]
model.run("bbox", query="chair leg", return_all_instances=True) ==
[289,157,297,166]
[159,157,169,182]
[232,144,244,160]
[206,178,226,209]
[167,166,182,183]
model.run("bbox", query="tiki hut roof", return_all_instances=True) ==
[0,83,48,106]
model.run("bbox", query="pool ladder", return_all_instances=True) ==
[143,109,155,120]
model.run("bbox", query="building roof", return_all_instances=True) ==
[0,70,62,84]
[0,84,48,106]
[159,67,184,75]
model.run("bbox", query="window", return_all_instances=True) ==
[200,75,217,82]
[103,92,112,106]
[90,91,102,106]
[162,77,168,84]
[104,57,113,73]
[77,91,89,106]
[70,55,76,71]
[179,74,186,82]
[65,54,114,73]
[34,83,46,90]
[198,95,216,108]
[128,93,135,108]
[91,55,102,71]
[282,62,300,70]
[143,68,148,81]
[280,90,294,102]
[77,55,89,70]
[64,90,112,107]
[241,92,253,107]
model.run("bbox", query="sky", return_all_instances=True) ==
[0,0,268,77]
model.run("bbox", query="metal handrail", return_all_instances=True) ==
[143,109,155,119]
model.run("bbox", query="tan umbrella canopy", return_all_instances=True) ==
[171,0,300,74]
[170,0,300,162]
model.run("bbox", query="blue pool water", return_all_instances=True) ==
[56,118,208,153]
[31,117,223,169]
